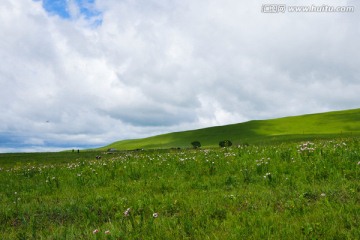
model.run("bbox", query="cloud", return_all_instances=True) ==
[0,0,360,152]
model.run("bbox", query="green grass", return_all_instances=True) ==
[1,108,360,238]
[1,138,360,239]
[100,108,360,151]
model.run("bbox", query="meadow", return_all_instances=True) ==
[102,108,360,150]
[1,138,359,239]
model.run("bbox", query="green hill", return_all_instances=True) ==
[99,108,360,150]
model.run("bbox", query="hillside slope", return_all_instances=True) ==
[99,108,360,150]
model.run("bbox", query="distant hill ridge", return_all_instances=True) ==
[99,108,360,150]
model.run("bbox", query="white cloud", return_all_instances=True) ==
[0,0,360,152]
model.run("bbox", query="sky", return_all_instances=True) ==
[1,0,360,152]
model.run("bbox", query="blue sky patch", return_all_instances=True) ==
[41,0,71,18]
[39,0,102,23]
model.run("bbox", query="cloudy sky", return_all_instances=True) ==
[1,0,359,152]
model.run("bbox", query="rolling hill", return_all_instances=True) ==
[98,108,360,150]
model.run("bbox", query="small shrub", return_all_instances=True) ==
[191,141,201,149]
[219,140,232,148]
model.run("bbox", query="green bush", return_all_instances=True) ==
[191,141,201,148]
[219,140,232,147]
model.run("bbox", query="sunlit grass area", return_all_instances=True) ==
[1,138,359,239]
[101,108,360,150]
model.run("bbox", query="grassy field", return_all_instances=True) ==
[100,108,360,150]
[1,138,359,239]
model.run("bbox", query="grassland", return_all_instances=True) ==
[1,138,359,239]
[101,108,360,151]
[1,108,360,239]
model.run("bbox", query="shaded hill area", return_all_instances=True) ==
[99,108,360,150]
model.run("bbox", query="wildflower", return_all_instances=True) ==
[124,208,131,217]
[320,193,326,197]
[105,230,110,234]
[93,229,99,234]
[153,212,159,218]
